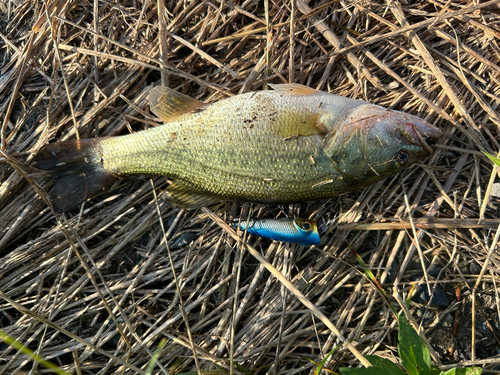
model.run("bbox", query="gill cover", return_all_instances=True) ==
[324,105,441,182]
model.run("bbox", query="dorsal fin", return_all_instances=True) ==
[268,83,320,95]
[149,86,205,123]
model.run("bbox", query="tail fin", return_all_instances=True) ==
[35,139,117,212]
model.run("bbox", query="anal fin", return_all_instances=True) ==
[167,181,223,209]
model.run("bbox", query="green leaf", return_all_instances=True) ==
[0,329,71,375]
[145,338,167,375]
[234,362,252,375]
[431,365,441,375]
[340,366,391,375]
[365,355,406,375]
[397,314,431,375]
[440,368,482,375]
[464,367,482,375]
[314,346,339,375]
[483,152,500,168]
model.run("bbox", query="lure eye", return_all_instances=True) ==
[394,150,409,164]
[294,218,314,232]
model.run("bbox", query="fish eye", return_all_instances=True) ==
[394,150,409,164]
[302,222,311,230]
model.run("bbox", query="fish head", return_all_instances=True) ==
[324,105,442,182]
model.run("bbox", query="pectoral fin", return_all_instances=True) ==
[167,181,223,209]
[266,84,326,138]
[274,113,328,140]
[149,86,205,123]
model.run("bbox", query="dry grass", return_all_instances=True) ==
[1,0,500,373]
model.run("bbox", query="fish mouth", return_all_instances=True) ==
[398,116,442,154]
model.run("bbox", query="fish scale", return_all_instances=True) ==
[101,94,337,201]
[102,119,335,201]
[35,83,442,212]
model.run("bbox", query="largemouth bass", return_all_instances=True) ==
[35,84,441,212]
[235,217,320,246]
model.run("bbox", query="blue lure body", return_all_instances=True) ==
[235,217,320,246]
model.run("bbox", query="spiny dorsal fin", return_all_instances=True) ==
[149,86,205,123]
[167,181,222,209]
[268,83,320,95]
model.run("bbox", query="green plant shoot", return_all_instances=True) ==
[483,152,500,168]
[339,314,481,375]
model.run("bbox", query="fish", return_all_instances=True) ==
[235,217,320,246]
[35,83,442,213]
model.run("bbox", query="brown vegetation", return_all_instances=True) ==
[1,0,500,373]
